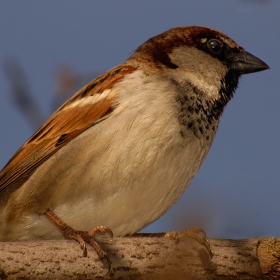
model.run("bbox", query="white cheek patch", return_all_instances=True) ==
[185,72,221,99]
[169,47,228,100]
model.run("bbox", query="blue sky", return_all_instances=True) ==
[0,0,278,239]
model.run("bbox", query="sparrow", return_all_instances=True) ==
[0,26,268,262]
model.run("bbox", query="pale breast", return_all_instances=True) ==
[0,70,216,240]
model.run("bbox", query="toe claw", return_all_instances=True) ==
[104,254,111,271]
[81,242,87,257]
[88,225,113,238]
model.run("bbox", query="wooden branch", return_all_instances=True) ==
[0,234,279,279]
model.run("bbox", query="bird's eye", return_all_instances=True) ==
[207,39,223,54]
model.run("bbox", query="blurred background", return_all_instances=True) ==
[0,0,278,239]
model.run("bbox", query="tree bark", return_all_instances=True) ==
[0,233,279,279]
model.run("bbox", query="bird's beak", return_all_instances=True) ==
[232,51,269,74]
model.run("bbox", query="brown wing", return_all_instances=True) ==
[0,64,136,191]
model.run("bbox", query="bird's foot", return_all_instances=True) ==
[129,227,212,258]
[164,227,212,258]
[44,209,113,269]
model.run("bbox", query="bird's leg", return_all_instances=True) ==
[44,209,113,269]
[128,227,212,258]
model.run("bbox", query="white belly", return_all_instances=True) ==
[3,126,209,240]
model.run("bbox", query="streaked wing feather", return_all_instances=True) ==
[0,64,136,191]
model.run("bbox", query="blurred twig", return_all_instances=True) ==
[3,58,101,130]
[3,58,45,130]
